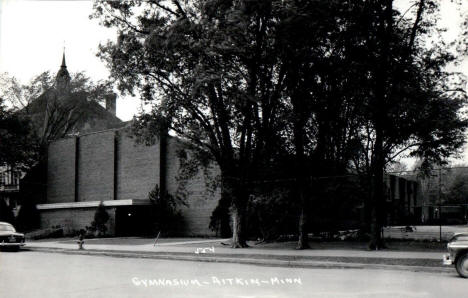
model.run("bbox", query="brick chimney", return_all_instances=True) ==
[105,93,117,116]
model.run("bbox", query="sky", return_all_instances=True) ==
[1,0,468,165]
[0,0,139,120]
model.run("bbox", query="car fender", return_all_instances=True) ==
[454,249,468,264]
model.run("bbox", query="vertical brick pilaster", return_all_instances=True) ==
[75,136,80,202]
[114,131,119,200]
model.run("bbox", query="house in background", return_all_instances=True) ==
[0,166,21,217]
[384,174,421,225]
[0,166,20,193]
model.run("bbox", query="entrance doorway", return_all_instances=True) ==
[115,206,153,236]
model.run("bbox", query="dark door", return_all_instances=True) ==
[115,206,153,236]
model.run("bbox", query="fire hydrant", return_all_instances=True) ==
[77,231,85,250]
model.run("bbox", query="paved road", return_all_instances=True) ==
[0,250,466,298]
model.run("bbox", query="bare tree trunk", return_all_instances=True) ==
[368,0,393,250]
[368,126,386,250]
[368,182,385,249]
[222,175,249,248]
[296,205,309,249]
[231,203,248,248]
[293,95,309,250]
[369,199,384,249]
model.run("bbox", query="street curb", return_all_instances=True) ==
[25,246,454,274]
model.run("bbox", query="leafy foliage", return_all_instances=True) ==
[92,0,468,247]
[246,186,298,241]
[0,71,113,111]
[0,98,38,169]
[342,0,468,248]
[92,0,291,247]
[147,184,184,236]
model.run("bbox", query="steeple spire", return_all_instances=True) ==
[61,49,67,68]
[56,47,71,95]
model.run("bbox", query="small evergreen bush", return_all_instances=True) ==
[89,201,109,237]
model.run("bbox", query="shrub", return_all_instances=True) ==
[89,201,109,237]
[147,185,184,236]
[16,199,40,232]
[209,194,231,237]
[0,198,15,224]
[246,187,299,241]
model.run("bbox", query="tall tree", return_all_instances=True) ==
[276,1,368,248]
[92,0,467,249]
[93,0,288,247]
[348,0,467,249]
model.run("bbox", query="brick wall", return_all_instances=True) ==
[166,138,220,236]
[78,131,115,202]
[178,169,220,236]
[40,207,116,236]
[116,131,159,201]
[46,130,221,236]
[47,138,76,203]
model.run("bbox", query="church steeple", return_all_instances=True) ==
[56,49,71,95]
[61,51,66,67]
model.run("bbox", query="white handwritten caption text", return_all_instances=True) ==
[194,246,215,254]
[132,276,302,287]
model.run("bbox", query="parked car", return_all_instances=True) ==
[0,222,25,251]
[443,233,468,277]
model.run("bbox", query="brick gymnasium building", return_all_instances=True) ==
[33,53,220,236]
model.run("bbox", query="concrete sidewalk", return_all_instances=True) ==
[23,237,451,273]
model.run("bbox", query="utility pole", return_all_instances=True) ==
[439,168,442,242]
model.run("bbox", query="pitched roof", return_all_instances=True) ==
[24,88,125,136]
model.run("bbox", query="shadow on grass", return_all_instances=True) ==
[252,240,447,252]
